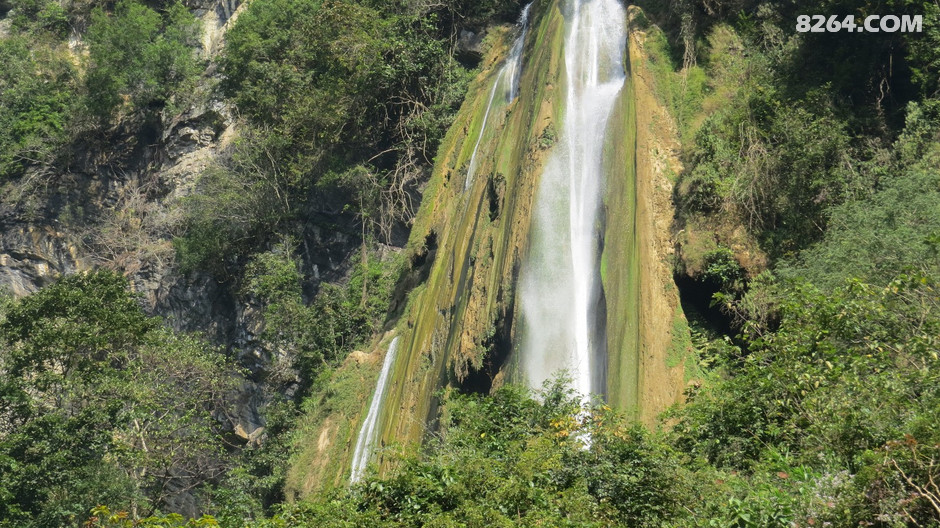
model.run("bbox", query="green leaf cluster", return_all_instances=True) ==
[0,271,237,527]
[85,0,201,118]
[0,36,78,180]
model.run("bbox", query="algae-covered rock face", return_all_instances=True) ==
[376,0,568,454]
[289,0,690,493]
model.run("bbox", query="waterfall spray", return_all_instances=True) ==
[519,0,627,400]
[350,337,400,483]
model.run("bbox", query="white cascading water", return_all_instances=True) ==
[519,0,626,400]
[350,336,400,483]
[464,3,533,190]
[504,2,532,101]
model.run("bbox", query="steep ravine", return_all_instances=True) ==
[288,0,692,495]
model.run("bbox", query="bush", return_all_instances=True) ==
[0,37,78,180]
[8,0,69,36]
[674,273,940,476]
[253,382,687,527]
[85,0,201,118]
[218,0,473,221]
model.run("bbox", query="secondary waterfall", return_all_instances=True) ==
[519,0,627,399]
[464,3,532,190]
[350,336,400,483]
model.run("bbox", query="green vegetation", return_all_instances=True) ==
[638,0,940,524]
[0,36,77,179]
[7,0,69,36]
[1,0,204,184]
[191,239,406,520]
[4,0,940,525]
[85,0,201,119]
[0,271,236,527]
[175,0,530,273]
[642,0,940,263]
[86,506,220,527]
[780,105,940,290]
[174,130,297,275]
[172,0,490,273]
[243,239,402,395]
[264,382,690,528]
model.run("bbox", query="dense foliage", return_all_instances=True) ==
[176,0,525,272]
[85,0,201,118]
[639,0,940,525]
[642,0,940,267]
[242,238,402,396]
[250,383,690,528]
[0,36,77,179]
[0,272,237,527]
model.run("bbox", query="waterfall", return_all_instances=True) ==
[350,336,400,483]
[505,2,532,101]
[519,0,627,400]
[464,3,533,190]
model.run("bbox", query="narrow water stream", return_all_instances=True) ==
[464,3,532,190]
[349,336,400,483]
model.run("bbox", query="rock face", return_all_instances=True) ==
[0,225,88,297]
[456,28,486,65]
[602,7,689,423]
[0,92,240,329]
[0,0,360,507]
[285,0,692,495]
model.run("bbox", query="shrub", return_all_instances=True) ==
[0,37,77,180]
[85,0,201,118]
[0,272,237,525]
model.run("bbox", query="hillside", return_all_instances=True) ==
[1,0,939,526]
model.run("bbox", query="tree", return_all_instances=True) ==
[85,0,201,118]
[0,37,77,180]
[0,271,237,526]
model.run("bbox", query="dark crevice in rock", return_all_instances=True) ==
[384,231,438,329]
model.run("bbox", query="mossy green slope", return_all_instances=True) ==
[285,0,568,495]
[378,0,567,459]
[285,3,691,496]
[602,69,642,418]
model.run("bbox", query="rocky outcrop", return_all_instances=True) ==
[0,224,88,297]
[0,0,354,488]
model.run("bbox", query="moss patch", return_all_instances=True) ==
[601,74,641,419]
